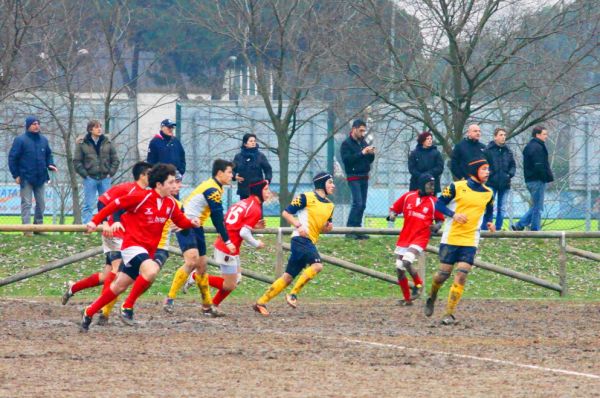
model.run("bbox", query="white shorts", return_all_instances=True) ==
[121,246,149,266]
[102,236,123,253]
[213,248,240,275]
[394,244,424,256]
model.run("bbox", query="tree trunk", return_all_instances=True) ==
[66,94,81,223]
[277,133,291,225]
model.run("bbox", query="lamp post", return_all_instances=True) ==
[228,55,237,100]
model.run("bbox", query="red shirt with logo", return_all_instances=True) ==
[390,191,444,249]
[214,196,263,256]
[92,190,194,257]
[97,181,146,239]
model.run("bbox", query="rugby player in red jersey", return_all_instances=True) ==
[61,161,151,307]
[79,163,199,331]
[388,174,444,305]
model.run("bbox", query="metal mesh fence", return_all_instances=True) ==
[1,95,599,231]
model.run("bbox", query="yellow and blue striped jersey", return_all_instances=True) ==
[184,178,224,226]
[286,191,334,244]
[436,179,493,247]
[157,198,183,249]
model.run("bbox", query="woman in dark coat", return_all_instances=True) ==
[233,133,273,199]
[408,131,444,194]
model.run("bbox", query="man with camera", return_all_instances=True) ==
[340,119,375,240]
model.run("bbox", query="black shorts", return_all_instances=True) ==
[176,227,207,256]
[119,252,151,280]
[438,244,477,265]
[105,251,122,265]
[154,249,169,268]
[285,236,322,278]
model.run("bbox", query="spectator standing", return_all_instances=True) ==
[408,131,444,195]
[232,133,272,199]
[450,124,486,180]
[483,128,515,230]
[8,116,57,233]
[340,119,375,240]
[147,119,186,176]
[73,120,120,223]
[512,126,554,231]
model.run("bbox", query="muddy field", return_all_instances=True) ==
[0,297,599,397]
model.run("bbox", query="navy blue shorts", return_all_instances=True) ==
[119,252,151,280]
[285,237,322,278]
[176,227,207,256]
[438,244,477,265]
[154,249,169,268]
[105,251,122,265]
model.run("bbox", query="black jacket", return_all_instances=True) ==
[484,141,516,190]
[232,145,272,196]
[340,134,375,178]
[408,144,444,194]
[450,137,486,180]
[523,137,554,183]
[147,132,186,175]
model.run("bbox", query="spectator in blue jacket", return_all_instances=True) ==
[233,133,272,199]
[8,116,57,232]
[147,119,186,176]
[340,119,375,239]
[512,126,554,231]
[408,131,444,195]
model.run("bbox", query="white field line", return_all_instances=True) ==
[341,337,600,381]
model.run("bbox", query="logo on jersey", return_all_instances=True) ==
[442,186,452,198]
[144,208,153,215]
[423,207,429,214]
[206,190,222,204]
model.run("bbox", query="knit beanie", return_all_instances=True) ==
[25,116,40,131]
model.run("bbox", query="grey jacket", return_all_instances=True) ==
[73,133,119,179]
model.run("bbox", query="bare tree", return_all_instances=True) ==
[341,0,600,156]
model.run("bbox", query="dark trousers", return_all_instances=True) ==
[346,178,368,227]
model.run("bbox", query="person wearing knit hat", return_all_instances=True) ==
[253,172,334,316]
[8,116,57,234]
[408,131,444,195]
[423,157,494,325]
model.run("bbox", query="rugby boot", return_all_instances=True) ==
[441,314,457,326]
[253,303,269,316]
[61,281,75,305]
[285,294,298,309]
[202,305,225,318]
[424,296,435,317]
[119,307,135,326]
[163,298,175,314]
[80,309,92,332]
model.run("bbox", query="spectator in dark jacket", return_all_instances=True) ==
[482,128,515,230]
[232,133,272,199]
[512,126,554,231]
[450,124,486,180]
[73,120,120,223]
[340,119,375,239]
[408,131,444,194]
[8,116,57,232]
[147,118,186,176]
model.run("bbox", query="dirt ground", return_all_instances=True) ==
[0,297,599,398]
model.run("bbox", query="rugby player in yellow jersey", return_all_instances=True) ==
[425,158,495,325]
[164,159,236,317]
[253,172,335,316]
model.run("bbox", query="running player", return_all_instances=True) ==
[387,173,444,305]
[163,159,235,317]
[61,161,151,308]
[80,163,199,331]
[192,179,271,312]
[253,172,334,316]
[424,158,495,325]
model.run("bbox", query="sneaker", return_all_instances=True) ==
[400,299,413,306]
[441,314,457,325]
[119,307,135,326]
[163,298,175,314]
[96,313,109,326]
[424,296,435,317]
[182,273,196,294]
[80,308,92,332]
[510,224,524,231]
[202,305,225,318]
[411,284,422,301]
[285,294,298,309]
[253,303,269,316]
[61,281,75,305]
